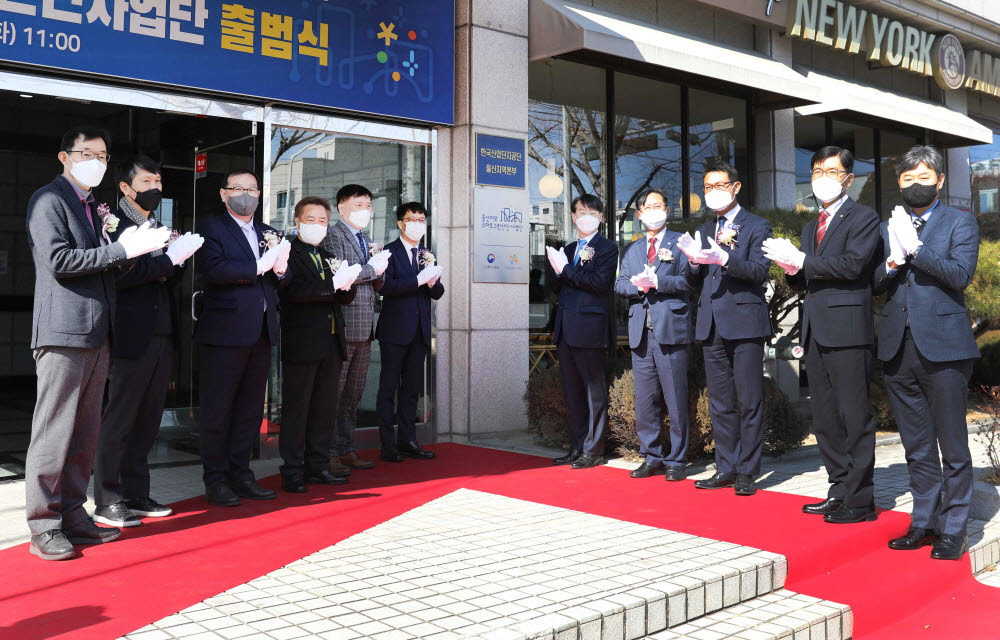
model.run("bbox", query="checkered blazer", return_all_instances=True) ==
[320,219,383,342]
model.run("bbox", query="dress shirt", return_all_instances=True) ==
[574,230,598,262]
[229,212,260,260]
[714,203,742,238]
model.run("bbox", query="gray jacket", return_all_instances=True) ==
[319,219,383,342]
[27,175,129,349]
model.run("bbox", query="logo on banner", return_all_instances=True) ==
[487,253,496,264]
[934,34,966,91]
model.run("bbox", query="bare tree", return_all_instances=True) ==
[270,129,325,170]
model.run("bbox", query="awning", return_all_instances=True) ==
[529,0,823,108]
[796,72,993,147]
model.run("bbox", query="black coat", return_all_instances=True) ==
[548,233,619,349]
[279,238,356,363]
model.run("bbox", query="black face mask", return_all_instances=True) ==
[900,183,939,209]
[133,187,162,212]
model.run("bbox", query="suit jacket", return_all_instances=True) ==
[615,230,695,348]
[375,237,445,346]
[193,212,289,347]
[108,211,185,359]
[548,233,619,349]
[690,208,773,341]
[279,238,356,363]
[786,197,881,349]
[26,175,130,349]
[873,205,980,363]
[319,220,383,342]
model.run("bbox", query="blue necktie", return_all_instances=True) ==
[573,239,587,265]
[356,231,367,257]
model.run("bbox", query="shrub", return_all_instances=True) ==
[869,365,897,432]
[972,332,1000,389]
[975,386,1000,484]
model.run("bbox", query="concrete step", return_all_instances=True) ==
[968,516,1000,575]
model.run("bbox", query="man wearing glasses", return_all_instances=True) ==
[763,146,881,524]
[25,126,169,560]
[675,160,773,496]
[194,170,292,507]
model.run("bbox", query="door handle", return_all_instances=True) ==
[191,290,203,321]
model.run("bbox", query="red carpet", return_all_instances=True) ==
[0,443,994,639]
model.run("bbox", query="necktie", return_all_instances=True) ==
[647,237,656,265]
[411,247,419,273]
[309,248,325,280]
[573,239,587,265]
[912,216,926,234]
[82,197,98,236]
[356,231,367,258]
[716,219,726,244]
[815,210,830,249]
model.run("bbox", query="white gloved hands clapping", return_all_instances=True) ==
[546,246,569,275]
[332,262,363,291]
[762,237,805,276]
[417,264,443,287]
[367,249,391,276]
[165,232,204,266]
[676,231,702,264]
[630,264,658,293]
[890,205,922,256]
[697,238,730,267]
[272,238,292,275]
[117,221,171,259]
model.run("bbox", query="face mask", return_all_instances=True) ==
[348,208,372,229]
[132,187,162,213]
[227,193,259,217]
[705,189,734,212]
[900,183,939,209]
[69,158,107,188]
[575,214,601,235]
[640,209,667,231]
[297,222,327,246]
[404,221,426,241]
[811,176,846,204]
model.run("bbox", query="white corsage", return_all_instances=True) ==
[657,247,672,262]
[97,203,117,242]
[717,225,739,248]
[418,249,437,267]
[577,246,595,263]
[260,229,283,250]
[368,241,384,257]
[325,257,342,272]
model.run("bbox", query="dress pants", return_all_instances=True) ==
[331,340,373,456]
[198,324,271,487]
[280,351,342,476]
[556,339,608,456]
[806,336,876,508]
[25,343,110,535]
[703,324,765,476]
[632,329,689,468]
[885,329,974,537]
[376,338,427,447]
[94,335,173,506]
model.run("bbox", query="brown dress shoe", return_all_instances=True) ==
[340,452,375,470]
[329,458,351,477]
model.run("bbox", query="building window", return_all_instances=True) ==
[971,130,1000,215]
[687,88,749,215]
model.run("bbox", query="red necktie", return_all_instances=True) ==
[647,238,656,265]
[815,210,830,249]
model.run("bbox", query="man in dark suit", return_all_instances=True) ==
[874,146,980,560]
[546,194,619,469]
[375,202,444,462]
[195,170,291,507]
[93,156,203,528]
[615,189,695,481]
[764,146,881,524]
[25,126,168,560]
[277,197,362,492]
[677,160,773,497]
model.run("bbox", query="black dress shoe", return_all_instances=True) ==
[231,480,277,500]
[281,475,307,493]
[664,466,686,482]
[381,446,404,462]
[802,498,843,515]
[30,530,75,561]
[124,497,172,518]
[398,442,436,459]
[206,482,240,507]
[735,474,757,496]
[306,469,349,485]
[553,449,582,465]
[931,534,968,560]
[693,472,735,490]
[888,527,938,551]
[63,518,122,545]
[93,502,142,528]
[824,504,877,524]
[571,454,604,469]
[630,462,662,478]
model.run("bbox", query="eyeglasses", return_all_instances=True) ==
[703,182,732,193]
[811,168,847,179]
[69,149,110,162]
[225,187,260,196]
[640,204,667,211]
[402,216,427,223]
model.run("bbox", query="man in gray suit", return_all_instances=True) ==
[25,126,169,560]
[320,184,390,474]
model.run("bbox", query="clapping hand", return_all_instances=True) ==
[256,242,281,275]
[273,239,292,275]
[118,221,171,259]
[367,249,391,276]
[165,232,204,266]
[546,246,568,274]
[762,237,805,275]
[676,231,702,264]
[417,264,443,287]
[696,238,729,266]
[630,264,657,293]
[890,205,921,256]
[332,262,363,291]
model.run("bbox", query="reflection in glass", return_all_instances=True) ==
[832,121,875,211]
[971,131,1000,215]
[880,130,921,217]
[688,88,749,215]
[794,115,827,211]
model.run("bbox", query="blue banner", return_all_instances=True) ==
[0,1,454,125]
[476,133,525,189]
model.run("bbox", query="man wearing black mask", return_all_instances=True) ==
[93,156,203,528]
[874,146,979,561]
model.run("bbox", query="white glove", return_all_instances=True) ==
[630,264,657,292]
[165,232,204,265]
[676,231,702,264]
[256,243,281,275]
[426,264,443,288]
[697,238,730,267]
[886,217,908,267]
[272,239,292,275]
[117,221,171,259]
[332,262,362,291]
[762,237,804,275]
[546,246,569,275]
[417,264,443,286]
[367,249,391,276]
[891,206,922,255]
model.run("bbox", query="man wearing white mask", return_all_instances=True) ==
[320,184,390,474]
[278,197,362,493]
[675,160,773,496]
[25,126,169,560]
[615,189,695,481]
[762,146,881,524]
[545,194,619,469]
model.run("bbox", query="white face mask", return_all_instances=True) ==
[575,214,601,235]
[297,222,327,246]
[640,209,667,231]
[404,221,426,241]
[69,157,107,188]
[704,189,734,212]
[811,175,846,204]
[346,207,372,230]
